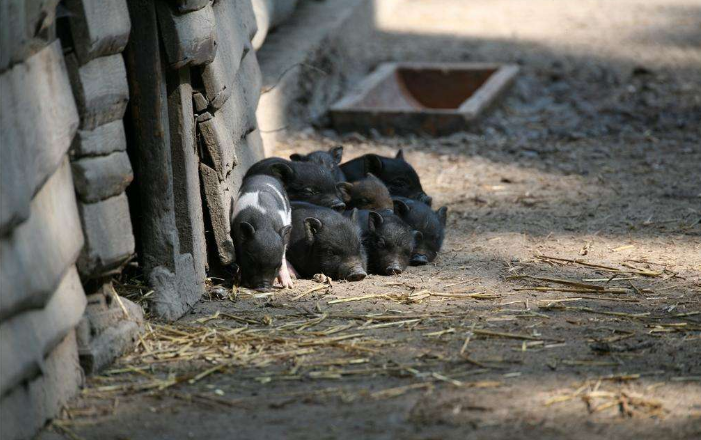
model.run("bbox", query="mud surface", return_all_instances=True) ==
[46,1,700,439]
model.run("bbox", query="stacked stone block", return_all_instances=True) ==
[63,0,144,374]
[0,13,85,436]
[0,3,268,437]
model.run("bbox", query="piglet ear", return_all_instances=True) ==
[436,206,448,227]
[304,217,323,243]
[239,222,256,240]
[289,153,303,161]
[368,211,383,233]
[365,173,385,187]
[279,224,292,241]
[393,199,410,217]
[412,230,423,245]
[349,208,359,225]
[270,163,295,185]
[329,146,344,164]
[395,149,405,160]
[336,182,353,202]
[364,154,383,177]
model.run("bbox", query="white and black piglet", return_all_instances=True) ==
[230,174,294,290]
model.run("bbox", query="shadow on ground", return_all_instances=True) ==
[43,1,700,439]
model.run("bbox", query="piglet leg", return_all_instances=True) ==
[287,259,299,279]
[277,255,294,289]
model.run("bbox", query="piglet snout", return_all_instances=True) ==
[345,269,367,282]
[410,254,429,266]
[385,264,403,275]
[331,201,346,212]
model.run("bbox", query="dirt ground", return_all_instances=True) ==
[45,1,700,439]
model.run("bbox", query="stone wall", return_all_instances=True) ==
[0,2,142,438]
[1,2,268,435]
[1,2,86,435]
[62,0,144,375]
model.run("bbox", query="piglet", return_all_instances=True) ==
[340,150,432,205]
[288,202,367,281]
[245,157,346,211]
[337,174,393,212]
[347,209,420,275]
[393,197,447,265]
[290,146,346,182]
[231,175,293,290]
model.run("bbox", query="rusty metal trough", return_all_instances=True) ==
[330,62,519,136]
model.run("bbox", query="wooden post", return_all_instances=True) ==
[124,0,203,320]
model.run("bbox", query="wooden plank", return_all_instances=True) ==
[196,51,261,178]
[167,67,208,281]
[199,127,264,267]
[66,0,132,64]
[147,253,202,321]
[71,119,127,157]
[240,49,263,116]
[66,53,130,130]
[0,331,82,440]
[0,41,79,234]
[197,42,264,266]
[239,127,266,184]
[230,127,265,202]
[200,0,251,109]
[199,163,235,265]
[192,91,208,112]
[124,0,178,274]
[0,266,86,396]
[0,159,84,322]
[125,0,204,320]
[197,114,240,179]
[156,0,217,70]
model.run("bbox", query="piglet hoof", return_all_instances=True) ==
[277,274,294,289]
[277,264,294,289]
[287,261,300,279]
